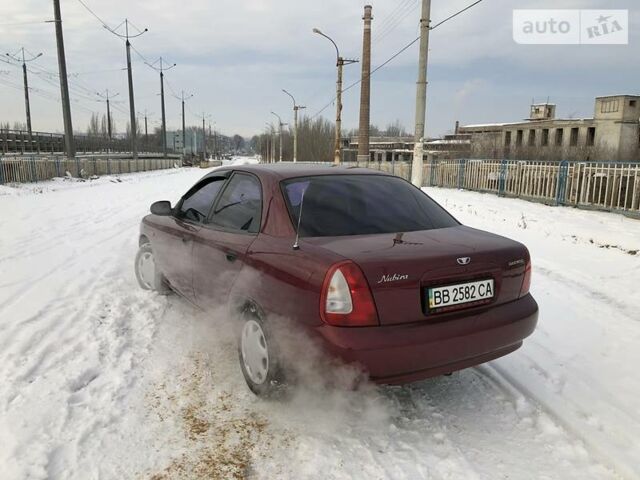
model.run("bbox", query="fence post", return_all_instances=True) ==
[30,156,37,182]
[498,159,508,196]
[556,160,569,205]
[457,158,467,190]
[429,155,436,187]
[55,155,61,177]
[0,156,4,185]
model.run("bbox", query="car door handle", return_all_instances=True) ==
[182,235,192,243]
[225,252,237,262]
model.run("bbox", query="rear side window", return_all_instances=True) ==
[282,174,459,237]
[210,173,262,233]
[178,178,226,223]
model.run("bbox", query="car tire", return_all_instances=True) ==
[237,310,286,398]
[134,242,171,294]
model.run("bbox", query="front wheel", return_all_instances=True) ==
[238,312,285,397]
[134,243,170,294]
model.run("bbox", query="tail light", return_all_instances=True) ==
[519,258,532,297]
[320,261,379,327]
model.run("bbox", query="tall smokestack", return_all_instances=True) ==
[357,5,373,163]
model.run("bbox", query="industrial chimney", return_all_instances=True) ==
[357,5,373,163]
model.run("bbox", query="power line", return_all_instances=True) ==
[373,0,418,44]
[430,0,483,30]
[164,77,179,98]
[310,0,484,119]
[373,0,414,38]
[311,36,420,118]
[0,20,55,27]
[75,0,112,31]
[70,67,127,76]
[129,43,150,64]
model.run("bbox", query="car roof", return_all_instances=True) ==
[211,162,392,181]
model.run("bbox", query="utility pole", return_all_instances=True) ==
[110,19,147,160]
[147,57,176,158]
[202,113,207,160]
[269,124,276,162]
[313,28,358,164]
[271,111,287,162]
[282,89,305,162]
[208,122,213,158]
[411,0,432,187]
[97,90,119,144]
[52,0,75,158]
[174,90,193,158]
[6,48,42,146]
[357,6,373,164]
[144,110,149,147]
[212,122,217,159]
[265,123,276,163]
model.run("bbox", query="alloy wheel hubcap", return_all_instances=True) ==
[138,251,155,288]
[241,320,269,385]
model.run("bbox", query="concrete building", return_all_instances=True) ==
[342,133,471,163]
[459,95,640,162]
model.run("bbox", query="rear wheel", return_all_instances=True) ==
[238,311,285,397]
[134,243,170,294]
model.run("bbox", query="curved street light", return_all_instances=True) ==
[270,111,287,162]
[282,89,305,162]
[312,28,358,164]
[6,48,43,140]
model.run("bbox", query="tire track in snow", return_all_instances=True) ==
[481,263,640,479]
[0,169,207,479]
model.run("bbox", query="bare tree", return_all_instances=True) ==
[232,134,245,152]
[385,120,408,137]
[87,113,100,137]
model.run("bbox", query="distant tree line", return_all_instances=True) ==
[250,117,411,162]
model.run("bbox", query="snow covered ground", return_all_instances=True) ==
[0,165,638,480]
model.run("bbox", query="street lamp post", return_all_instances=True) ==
[146,57,176,158]
[6,48,42,145]
[270,111,287,162]
[282,89,305,162]
[313,28,358,164]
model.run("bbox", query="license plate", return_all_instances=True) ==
[428,279,494,311]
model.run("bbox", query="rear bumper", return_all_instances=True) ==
[315,294,538,385]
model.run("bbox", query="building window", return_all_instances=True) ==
[528,130,536,147]
[555,128,564,146]
[516,130,523,146]
[630,100,637,107]
[570,127,579,146]
[601,99,620,113]
[541,129,549,146]
[504,131,512,147]
[587,127,596,146]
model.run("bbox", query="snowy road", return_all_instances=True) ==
[0,167,638,479]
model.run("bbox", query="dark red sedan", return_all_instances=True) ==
[135,164,538,396]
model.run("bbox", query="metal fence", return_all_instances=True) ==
[0,154,182,184]
[0,128,167,155]
[339,159,640,216]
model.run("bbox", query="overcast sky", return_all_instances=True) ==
[1,0,638,138]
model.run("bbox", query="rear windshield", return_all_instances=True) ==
[281,174,459,237]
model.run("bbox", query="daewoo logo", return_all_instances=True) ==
[377,273,409,284]
[457,257,471,266]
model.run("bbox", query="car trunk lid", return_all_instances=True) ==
[304,226,529,325]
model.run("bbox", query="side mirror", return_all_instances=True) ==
[150,200,173,216]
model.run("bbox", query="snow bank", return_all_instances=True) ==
[0,169,635,479]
